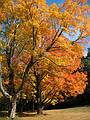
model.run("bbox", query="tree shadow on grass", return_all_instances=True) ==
[18,112,48,117]
[0,111,8,117]
[0,111,48,118]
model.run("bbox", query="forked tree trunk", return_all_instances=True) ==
[8,96,17,120]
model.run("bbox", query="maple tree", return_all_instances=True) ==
[31,41,87,114]
[0,0,89,119]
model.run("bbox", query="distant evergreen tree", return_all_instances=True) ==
[81,48,90,104]
[84,48,90,71]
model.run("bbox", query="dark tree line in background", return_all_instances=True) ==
[81,48,90,104]
[62,48,90,108]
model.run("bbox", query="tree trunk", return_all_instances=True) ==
[32,101,35,112]
[8,96,17,120]
[36,79,43,115]
[37,103,43,115]
[31,97,35,112]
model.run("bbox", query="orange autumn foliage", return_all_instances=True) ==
[0,0,89,107]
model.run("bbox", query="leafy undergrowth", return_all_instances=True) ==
[0,106,90,120]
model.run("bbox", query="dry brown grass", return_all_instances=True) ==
[19,106,90,120]
[0,106,90,120]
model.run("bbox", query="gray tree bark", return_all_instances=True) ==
[9,97,17,120]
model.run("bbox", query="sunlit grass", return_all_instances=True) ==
[0,106,90,120]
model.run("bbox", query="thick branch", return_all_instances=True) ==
[0,74,10,98]
[46,29,63,51]
[5,27,17,95]
[16,56,41,93]
[72,32,86,44]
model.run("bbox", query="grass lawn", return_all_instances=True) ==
[0,106,90,120]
